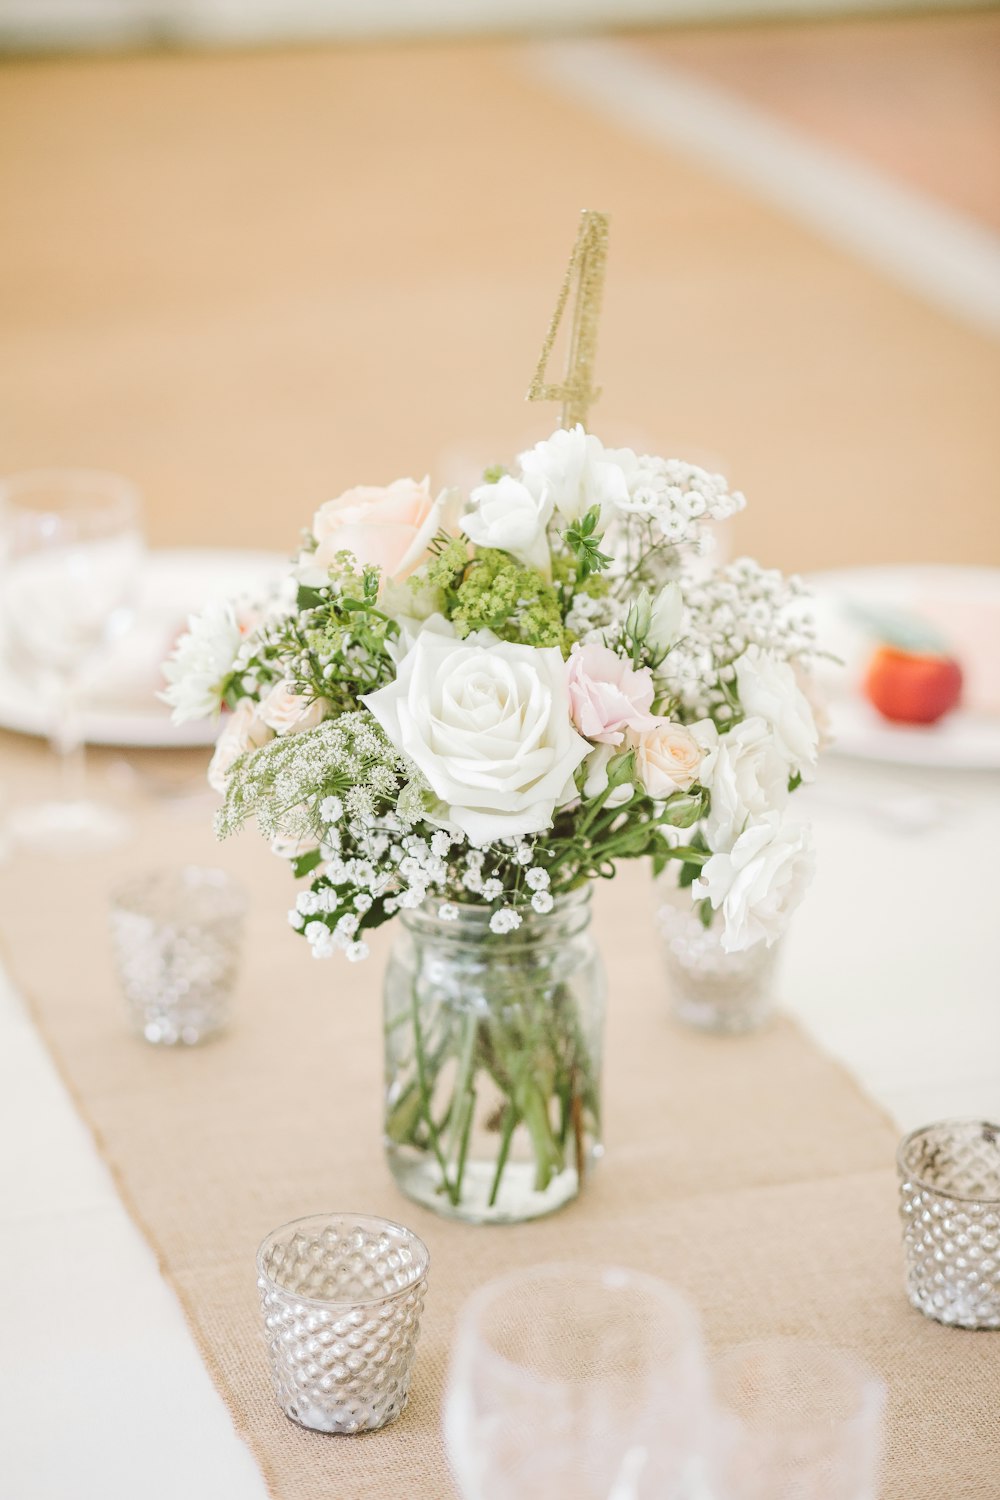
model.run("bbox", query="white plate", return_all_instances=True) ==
[805,565,1000,769]
[0,547,287,748]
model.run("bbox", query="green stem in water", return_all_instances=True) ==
[487,1107,519,1208]
[453,1087,478,1203]
[409,981,459,1206]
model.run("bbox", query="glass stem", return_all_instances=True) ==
[51,673,86,804]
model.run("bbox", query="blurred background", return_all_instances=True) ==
[0,0,997,576]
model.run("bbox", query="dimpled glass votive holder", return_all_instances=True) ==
[256,1213,429,1434]
[898,1119,1000,1329]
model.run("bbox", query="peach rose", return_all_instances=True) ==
[311,477,458,583]
[207,697,273,794]
[258,681,328,736]
[628,719,703,799]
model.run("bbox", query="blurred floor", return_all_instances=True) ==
[0,12,998,573]
[644,11,1000,234]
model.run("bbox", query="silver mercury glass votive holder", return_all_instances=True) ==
[897,1119,1000,1329]
[256,1213,429,1434]
[109,865,247,1045]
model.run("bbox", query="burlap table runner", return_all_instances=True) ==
[1,734,997,1498]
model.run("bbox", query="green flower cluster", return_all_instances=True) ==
[419,542,572,652]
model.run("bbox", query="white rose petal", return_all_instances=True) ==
[693,813,815,953]
[735,646,819,778]
[462,474,553,576]
[362,632,590,844]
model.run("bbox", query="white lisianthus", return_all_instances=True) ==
[518,424,629,527]
[362,633,590,844]
[582,743,634,808]
[735,646,818,778]
[628,719,702,799]
[693,813,815,952]
[648,582,684,655]
[207,696,274,793]
[258,680,328,736]
[462,474,553,575]
[695,715,790,852]
[161,602,242,723]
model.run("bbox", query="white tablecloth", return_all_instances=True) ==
[1,756,998,1500]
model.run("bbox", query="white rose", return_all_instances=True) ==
[362,633,589,844]
[628,719,702,800]
[518,424,629,527]
[647,582,684,656]
[693,813,815,953]
[696,715,790,852]
[258,681,328,736]
[735,646,819,778]
[462,474,553,575]
[207,696,273,793]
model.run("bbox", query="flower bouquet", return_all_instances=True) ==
[164,425,820,1221]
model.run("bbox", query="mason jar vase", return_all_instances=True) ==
[383,888,605,1225]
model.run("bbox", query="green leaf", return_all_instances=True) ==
[697,898,714,930]
[292,848,323,879]
[677,859,701,889]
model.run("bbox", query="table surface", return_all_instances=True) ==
[2,23,999,1499]
[1,751,998,1500]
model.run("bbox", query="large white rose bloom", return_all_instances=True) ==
[693,813,815,953]
[695,715,790,852]
[161,602,241,723]
[734,646,819,778]
[462,474,553,575]
[518,424,629,527]
[362,633,589,844]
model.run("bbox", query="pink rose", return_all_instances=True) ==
[567,643,660,745]
[311,477,458,583]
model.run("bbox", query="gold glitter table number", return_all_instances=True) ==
[527,209,610,433]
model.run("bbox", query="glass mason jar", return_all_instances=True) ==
[384,888,605,1225]
[657,879,781,1035]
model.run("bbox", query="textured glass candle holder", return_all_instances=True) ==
[657,882,781,1035]
[897,1119,1000,1329]
[109,865,246,1045]
[256,1213,429,1434]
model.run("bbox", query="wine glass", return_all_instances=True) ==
[444,1263,711,1499]
[710,1340,886,1500]
[0,468,143,853]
